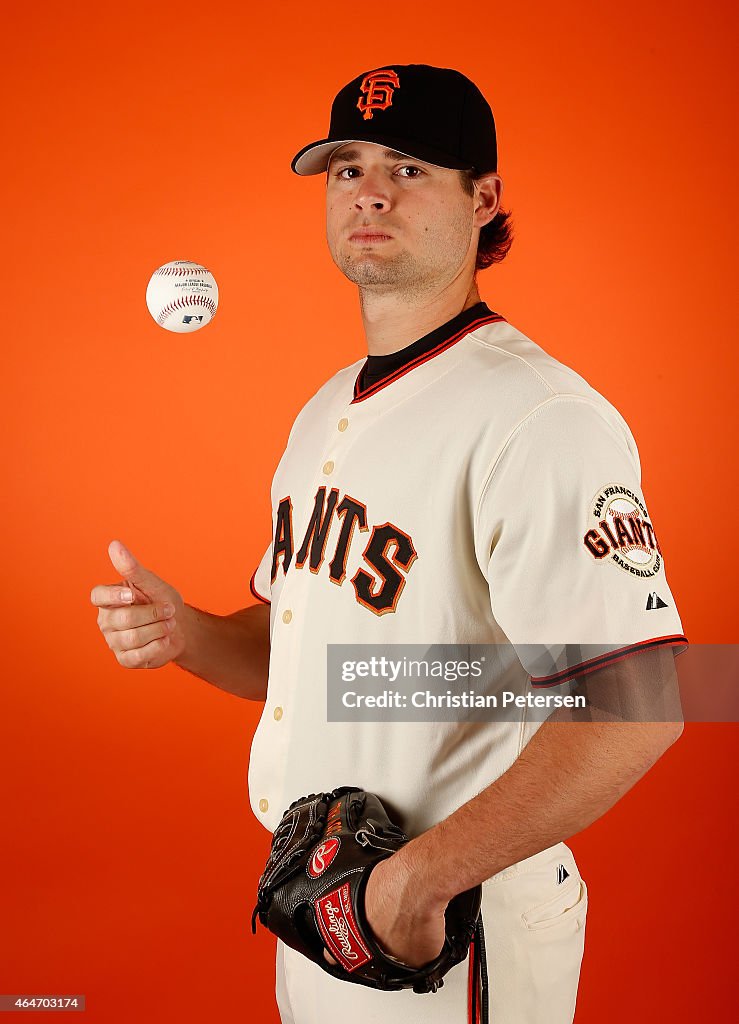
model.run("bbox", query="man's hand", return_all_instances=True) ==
[323,846,447,969]
[254,788,481,991]
[91,540,186,669]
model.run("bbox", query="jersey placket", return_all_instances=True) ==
[256,397,378,823]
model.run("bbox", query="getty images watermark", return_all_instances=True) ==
[338,653,584,712]
[326,644,739,723]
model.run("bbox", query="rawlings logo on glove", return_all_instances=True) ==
[251,785,483,995]
[316,883,373,969]
[308,838,340,877]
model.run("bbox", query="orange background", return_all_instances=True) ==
[2,1,737,1020]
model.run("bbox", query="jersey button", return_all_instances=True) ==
[273,706,283,721]
[322,460,334,475]
[282,609,293,624]
[337,418,349,432]
[259,798,269,813]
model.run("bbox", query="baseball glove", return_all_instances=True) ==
[251,785,482,993]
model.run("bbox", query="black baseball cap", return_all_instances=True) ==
[291,64,498,176]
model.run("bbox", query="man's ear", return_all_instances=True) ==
[473,173,503,228]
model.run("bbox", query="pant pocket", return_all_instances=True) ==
[482,846,588,1024]
[522,877,588,931]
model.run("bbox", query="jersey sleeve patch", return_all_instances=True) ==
[582,482,663,579]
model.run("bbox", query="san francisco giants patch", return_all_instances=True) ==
[583,483,662,578]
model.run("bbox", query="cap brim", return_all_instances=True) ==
[291,135,474,175]
[291,139,365,176]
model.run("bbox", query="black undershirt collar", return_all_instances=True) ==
[358,301,494,392]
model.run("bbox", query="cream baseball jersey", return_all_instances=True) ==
[247,303,687,835]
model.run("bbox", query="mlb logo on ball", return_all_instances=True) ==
[183,315,204,325]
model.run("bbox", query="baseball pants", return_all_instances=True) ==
[274,840,588,1024]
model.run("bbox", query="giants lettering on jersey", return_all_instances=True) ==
[583,483,663,578]
[270,486,417,615]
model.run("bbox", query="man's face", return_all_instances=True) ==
[325,141,479,296]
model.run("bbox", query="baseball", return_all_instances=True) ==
[145,260,219,333]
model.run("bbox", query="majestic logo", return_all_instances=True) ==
[583,483,662,578]
[646,592,668,610]
[314,884,373,971]
[357,69,400,120]
[307,837,340,878]
[556,864,570,885]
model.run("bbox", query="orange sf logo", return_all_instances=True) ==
[357,69,400,120]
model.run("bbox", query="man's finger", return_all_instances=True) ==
[90,584,136,607]
[104,604,175,631]
[116,635,171,669]
[107,618,175,654]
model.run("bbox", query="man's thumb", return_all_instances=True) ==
[108,540,161,599]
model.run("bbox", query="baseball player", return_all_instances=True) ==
[92,64,687,1024]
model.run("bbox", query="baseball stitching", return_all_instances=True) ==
[607,508,652,556]
[157,294,217,325]
[155,265,212,277]
[619,543,653,556]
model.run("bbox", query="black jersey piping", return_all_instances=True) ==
[530,634,689,688]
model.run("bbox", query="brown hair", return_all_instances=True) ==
[459,170,514,271]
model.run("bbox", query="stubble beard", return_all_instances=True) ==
[331,214,475,300]
[334,248,448,302]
